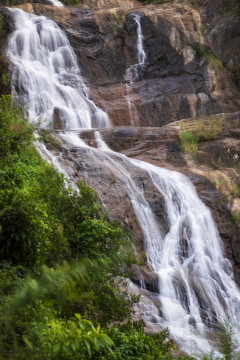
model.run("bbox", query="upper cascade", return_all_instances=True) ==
[125,13,146,83]
[134,14,146,66]
[7,8,111,130]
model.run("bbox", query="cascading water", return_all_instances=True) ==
[56,129,240,353]
[7,5,240,356]
[134,14,146,66]
[124,13,146,125]
[125,13,146,82]
[48,0,64,7]
[95,133,240,353]
[7,8,110,130]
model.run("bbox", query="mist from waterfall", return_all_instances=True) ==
[7,7,240,356]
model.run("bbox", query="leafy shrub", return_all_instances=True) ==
[0,261,133,358]
[26,314,114,360]
[95,322,175,360]
[0,95,33,157]
[0,95,131,268]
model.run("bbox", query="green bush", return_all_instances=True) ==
[0,95,33,157]
[179,130,198,156]
[0,261,133,358]
[0,95,131,268]
[94,322,175,360]
[28,314,114,360]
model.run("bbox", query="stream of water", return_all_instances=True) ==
[7,8,110,129]
[48,0,64,7]
[124,13,146,125]
[7,6,240,355]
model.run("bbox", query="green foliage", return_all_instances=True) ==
[230,184,240,197]
[219,324,234,360]
[62,262,135,326]
[61,0,80,5]
[229,212,240,223]
[179,130,198,156]
[226,0,240,16]
[95,322,174,360]
[220,324,234,360]
[179,116,222,156]
[0,95,131,268]
[193,116,221,141]
[0,14,5,37]
[1,273,180,360]
[145,0,171,4]
[189,0,199,10]
[25,314,114,360]
[201,323,236,360]
[0,261,134,359]
[0,95,33,157]
[38,130,60,148]
[70,218,123,258]
[188,43,223,70]
[0,261,167,360]
[2,73,10,88]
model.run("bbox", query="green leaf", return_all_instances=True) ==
[53,343,61,353]
[71,339,79,352]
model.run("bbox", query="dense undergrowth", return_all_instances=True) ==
[0,95,187,359]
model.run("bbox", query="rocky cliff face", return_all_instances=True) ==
[1,0,240,123]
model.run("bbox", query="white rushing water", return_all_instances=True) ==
[95,132,240,354]
[124,13,146,124]
[134,14,146,66]
[57,129,240,354]
[8,8,110,130]
[8,6,240,356]
[48,0,64,7]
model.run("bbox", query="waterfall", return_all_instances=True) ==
[7,6,240,356]
[125,13,146,82]
[134,14,146,66]
[124,13,146,125]
[56,129,240,354]
[7,8,110,130]
[48,0,64,7]
[95,132,240,353]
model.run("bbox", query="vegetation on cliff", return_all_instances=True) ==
[0,95,184,359]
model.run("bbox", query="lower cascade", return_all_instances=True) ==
[6,3,240,356]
